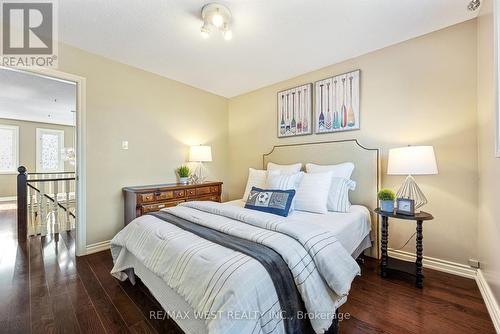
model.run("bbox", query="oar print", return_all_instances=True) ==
[347,76,355,127]
[280,94,286,135]
[333,79,340,129]
[285,93,291,134]
[341,78,347,128]
[291,91,296,134]
[319,84,325,131]
[297,90,303,133]
[325,82,332,130]
[302,87,308,133]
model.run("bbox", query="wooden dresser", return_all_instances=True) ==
[123,181,222,226]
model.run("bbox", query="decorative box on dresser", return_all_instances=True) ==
[123,181,223,226]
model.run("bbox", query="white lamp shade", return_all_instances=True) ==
[189,145,212,162]
[387,146,438,175]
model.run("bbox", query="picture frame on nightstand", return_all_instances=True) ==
[396,198,415,216]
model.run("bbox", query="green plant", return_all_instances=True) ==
[378,188,395,201]
[177,165,190,178]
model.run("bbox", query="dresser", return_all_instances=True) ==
[123,181,223,226]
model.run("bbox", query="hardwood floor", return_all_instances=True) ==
[0,205,495,333]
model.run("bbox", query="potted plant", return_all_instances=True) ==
[177,165,190,184]
[378,188,395,213]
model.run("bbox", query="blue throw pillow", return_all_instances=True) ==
[244,187,296,217]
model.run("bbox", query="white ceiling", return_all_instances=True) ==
[60,0,478,98]
[0,69,76,126]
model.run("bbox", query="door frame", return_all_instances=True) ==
[1,66,87,256]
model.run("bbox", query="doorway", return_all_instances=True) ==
[0,66,86,256]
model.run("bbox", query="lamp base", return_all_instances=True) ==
[191,162,207,184]
[396,175,428,209]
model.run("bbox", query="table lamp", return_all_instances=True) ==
[189,145,212,183]
[387,145,438,209]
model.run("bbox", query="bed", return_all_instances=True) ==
[110,140,380,334]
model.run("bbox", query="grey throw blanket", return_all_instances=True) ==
[150,211,314,334]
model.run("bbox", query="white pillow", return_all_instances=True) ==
[266,172,304,211]
[328,177,356,212]
[294,172,333,214]
[305,162,355,179]
[267,162,302,175]
[266,172,304,190]
[242,168,280,201]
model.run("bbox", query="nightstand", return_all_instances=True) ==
[374,208,434,288]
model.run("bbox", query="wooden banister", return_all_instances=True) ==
[17,166,27,242]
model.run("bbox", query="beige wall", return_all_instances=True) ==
[477,0,500,310]
[57,44,229,246]
[228,20,479,265]
[0,118,75,197]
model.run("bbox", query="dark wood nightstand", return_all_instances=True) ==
[374,208,434,288]
[123,181,222,226]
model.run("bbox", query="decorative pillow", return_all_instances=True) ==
[305,162,355,179]
[266,172,304,211]
[245,187,296,217]
[267,162,302,175]
[242,168,280,201]
[327,177,357,213]
[294,172,333,214]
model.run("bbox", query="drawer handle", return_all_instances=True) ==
[158,204,165,208]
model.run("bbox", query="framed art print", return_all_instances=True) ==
[277,83,312,138]
[315,69,360,134]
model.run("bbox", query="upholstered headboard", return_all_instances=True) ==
[263,139,380,258]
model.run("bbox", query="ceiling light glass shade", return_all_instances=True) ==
[223,29,232,40]
[200,23,210,38]
[189,145,212,162]
[387,146,438,175]
[211,13,224,27]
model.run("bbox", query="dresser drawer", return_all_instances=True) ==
[196,186,213,196]
[210,185,220,193]
[186,188,197,197]
[193,195,220,202]
[140,193,155,203]
[155,190,185,201]
[141,200,185,214]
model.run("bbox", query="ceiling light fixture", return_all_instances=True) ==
[468,0,481,11]
[200,3,232,40]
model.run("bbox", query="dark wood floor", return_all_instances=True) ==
[0,205,495,333]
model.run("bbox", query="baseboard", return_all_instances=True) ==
[476,269,500,333]
[387,249,476,279]
[0,196,16,202]
[86,240,111,255]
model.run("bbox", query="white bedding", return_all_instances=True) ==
[111,201,362,334]
[224,199,371,255]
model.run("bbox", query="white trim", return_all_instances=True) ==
[35,128,65,173]
[387,249,477,279]
[495,0,500,157]
[0,124,19,173]
[476,269,500,333]
[86,240,111,255]
[0,196,16,202]
[2,66,88,257]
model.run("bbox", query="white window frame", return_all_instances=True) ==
[36,128,65,173]
[0,124,19,174]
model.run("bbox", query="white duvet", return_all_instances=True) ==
[111,201,360,334]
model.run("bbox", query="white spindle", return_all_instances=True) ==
[65,179,71,231]
[53,179,59,234]
[39,182,47,236]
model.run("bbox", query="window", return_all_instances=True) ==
[0,125,19,173]
[36,128,64,172]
